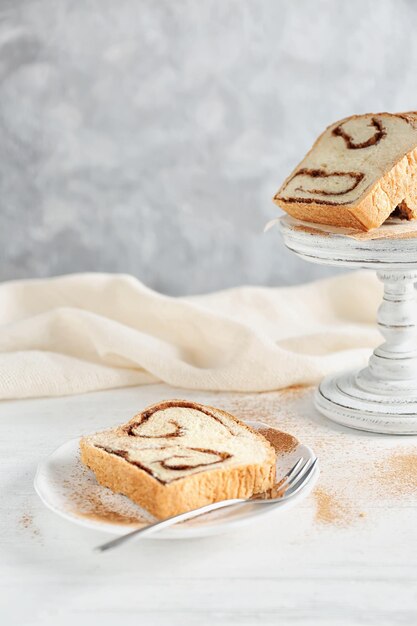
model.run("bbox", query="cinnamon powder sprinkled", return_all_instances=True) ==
[314,487,356,526]
[20,513,33,529]
[70,491,147,526]
[258,427,298,455]
[281,385,310,394]
[64,466,149,527]
[19,513,41,537]
[375,452,417,497]
[219,386,312,436]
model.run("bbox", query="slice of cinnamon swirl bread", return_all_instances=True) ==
[80,400,276,519]
[274,111,417,231]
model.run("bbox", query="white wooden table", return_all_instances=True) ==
[1,383,416,625]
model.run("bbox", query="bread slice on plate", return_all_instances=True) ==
[274,111,417,231]
[80,400,276,519]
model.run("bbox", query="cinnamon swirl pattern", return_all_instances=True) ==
[332,117,386,150]
[274,111,417,230]
[280,168,365,205]
[84,400,273,484]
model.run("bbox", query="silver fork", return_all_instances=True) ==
[95,456,318,553]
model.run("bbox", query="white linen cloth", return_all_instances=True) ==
[0,272,383,399]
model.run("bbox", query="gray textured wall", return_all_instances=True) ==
[1,0,416,294]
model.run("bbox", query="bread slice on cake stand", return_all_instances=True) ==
[279,215,417,434]
[273,110,417,434]
[274,111,417,231]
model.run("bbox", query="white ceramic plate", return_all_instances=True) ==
[34,421,319,539]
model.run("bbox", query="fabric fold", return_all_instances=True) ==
[0,271,383,399]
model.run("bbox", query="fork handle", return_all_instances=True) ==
[95,498,246,552]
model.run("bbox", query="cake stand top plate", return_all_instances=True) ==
[279,215,417,270]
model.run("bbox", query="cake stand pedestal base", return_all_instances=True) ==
[279,216,417,434]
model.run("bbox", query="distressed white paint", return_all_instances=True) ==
[280,216,417,433]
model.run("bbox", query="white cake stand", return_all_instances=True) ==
[279,215,417,434]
